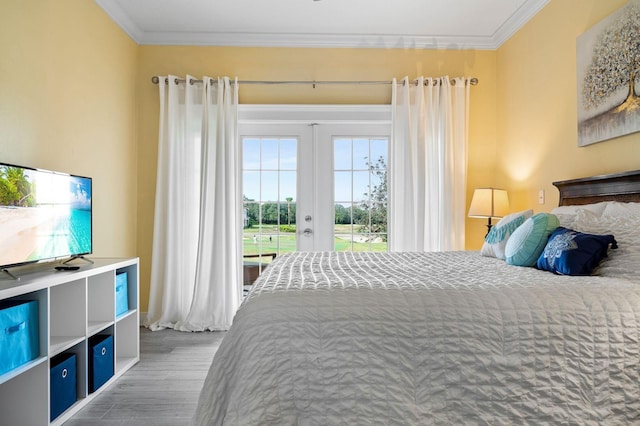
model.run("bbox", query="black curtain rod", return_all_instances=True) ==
[150,76,478,87]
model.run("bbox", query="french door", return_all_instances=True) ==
[238,106,390,280]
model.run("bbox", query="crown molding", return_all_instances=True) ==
[94,0,144,43]
[490,0,549,47]
[139,32,498,50]
[96,0,549,50]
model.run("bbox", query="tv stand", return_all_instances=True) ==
[1,268,19,281]
[63,255,94,265]
[0,257,139,425]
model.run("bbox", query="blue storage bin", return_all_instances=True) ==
[89,334,113,393]
[115,272,129,317]
[50,353,77,421]
[0,299,39,376]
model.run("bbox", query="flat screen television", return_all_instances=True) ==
[0,162,92,270]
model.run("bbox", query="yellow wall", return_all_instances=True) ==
[0,1,139,260]
[136,47,498,309]
[496,0,640,212]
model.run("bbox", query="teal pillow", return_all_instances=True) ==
[505,213,560,267]
[480,209,533,260]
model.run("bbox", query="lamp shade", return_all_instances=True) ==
[468,188,509,219]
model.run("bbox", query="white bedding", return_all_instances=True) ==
[194,251,640,425]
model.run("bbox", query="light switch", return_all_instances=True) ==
[538,189,545,204]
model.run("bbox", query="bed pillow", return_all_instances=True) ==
[550,201,608,217]
[601,201,640,218]
[536,227,617,275]
[480,209,533,260]
[553,213,576,229]
[551,203,608,228]
[568,210,640,280]
[505,213,559,267]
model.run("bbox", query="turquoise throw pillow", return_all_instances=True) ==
[505,213,560,267]
[480,209,533,260]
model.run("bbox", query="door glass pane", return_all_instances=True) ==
[280,138,297,169]
[242,137,297,287]
[280,171,296,225]
[243,201,259,248]
[352,138,369,169]
[352,171,369,203]
[279,171,296,204]
[261,139,279,169]
[370,138,388,164]
[334,203,354,252]
[243,138,260,169]
[333,137,388,253]
[261,171,279,202]
[243,171,260,202]
[334,138,352,170]
[334,171,352,203]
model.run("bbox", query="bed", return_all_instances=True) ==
[194,170,640,425]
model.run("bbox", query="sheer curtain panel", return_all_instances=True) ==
[389,76,470,252]
[146,75,242,331]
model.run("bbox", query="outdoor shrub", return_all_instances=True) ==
[280,225,296,233]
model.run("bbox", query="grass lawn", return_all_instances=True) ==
[243,224,387,257]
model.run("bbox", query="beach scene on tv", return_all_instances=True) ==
[0,165,92,267]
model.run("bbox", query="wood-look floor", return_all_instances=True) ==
[64,327,225,426]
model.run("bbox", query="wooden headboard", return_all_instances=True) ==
[553,170,640,206]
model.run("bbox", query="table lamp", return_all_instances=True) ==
[468,188,509,236]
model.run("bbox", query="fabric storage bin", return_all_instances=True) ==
[50,352,77,421]
[89,334,114,393]
[115,272,129,317]
[0,299,39,376]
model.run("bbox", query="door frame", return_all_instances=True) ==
[238,104,392,251]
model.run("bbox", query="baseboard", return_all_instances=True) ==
[139,311,148,327]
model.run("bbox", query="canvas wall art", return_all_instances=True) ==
[577,0,640,147]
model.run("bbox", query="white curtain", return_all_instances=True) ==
[389,76,470,252]
[146,75,242,331]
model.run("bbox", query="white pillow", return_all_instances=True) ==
[570,209,640,281]
[550,201,608,217]
[553,213,579,229]
[551,202,609,229]
[601,201,640,218]
[480,209,533,260]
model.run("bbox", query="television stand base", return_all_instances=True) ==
[63,255,95,265]
[1,268,19,280]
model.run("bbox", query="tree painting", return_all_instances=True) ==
[578,0,640,146]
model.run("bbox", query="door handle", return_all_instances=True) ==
[303,228,313,236]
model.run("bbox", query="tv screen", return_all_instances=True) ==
[0,162,92,268]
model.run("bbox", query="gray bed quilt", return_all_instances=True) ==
[193,251,640,425]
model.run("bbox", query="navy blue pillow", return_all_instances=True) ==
[537,227,617,275]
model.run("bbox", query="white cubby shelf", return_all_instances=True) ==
[0,257,139,426]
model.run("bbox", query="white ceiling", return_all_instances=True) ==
[95,0,548,50]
